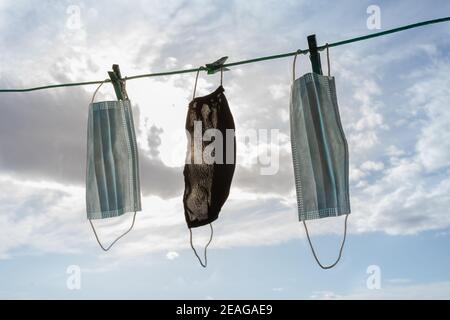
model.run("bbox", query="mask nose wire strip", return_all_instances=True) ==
[189,223,214,268]
[302,214,349,270]
[89,211,138,252]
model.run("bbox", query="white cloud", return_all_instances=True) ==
[268,83,288,100]
[0,173,296,260]
[0,175,87,259]
[349,166,366,183]
[407,65,450,172]
[386,145,405,158]
[387,278,412,284]
[166,251,180,260]
[350,161,385,184]
[327,281,450,300]
[360,161,384,172]
[351,157,450,235]
[331,43,450,236]
[310,291,341,300]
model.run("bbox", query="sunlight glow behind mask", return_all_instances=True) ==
[290,49,350,269]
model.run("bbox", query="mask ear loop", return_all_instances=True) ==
[192,66,223,100]
[292,51,299,83]
[89,212,137,252]
[302,214,349,269]
[189,224,214,268]
[88,80,138,252]
[189,68,214,267]
[192,67,202,100]
[326,43,331,77]
[292,49,307,83]
[90,80,107,103]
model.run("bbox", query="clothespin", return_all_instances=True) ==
[108,64,128,100]
[205,56,230,75]
[307,34,323,75]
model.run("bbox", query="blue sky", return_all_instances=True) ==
[0,0,450,299]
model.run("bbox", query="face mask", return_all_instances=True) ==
[290,49,350,269]
[183,68,236,267]
[86,80,141,251]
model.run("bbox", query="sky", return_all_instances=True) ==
[0,0,450,299]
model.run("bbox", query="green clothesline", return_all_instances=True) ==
[1,16,449,93]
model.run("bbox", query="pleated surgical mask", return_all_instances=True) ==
[290,47,350,269]
[86,80,141,251]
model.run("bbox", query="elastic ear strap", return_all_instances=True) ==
[292,52,299,83]
[91,80,108,104]
[192,67,201,100]
[89,211,137,252]
[326,43,331,77]
[189,223,214,268]
[303,214,349,270]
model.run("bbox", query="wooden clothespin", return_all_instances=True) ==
[307,34,323,75]
[108,64,128,100]
[205,56,230,75]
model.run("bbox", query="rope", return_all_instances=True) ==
[189,223,214,268]
[302,214,349,270]
[89,211,137,252]
[0,17,448,92]
[319,16,450,50]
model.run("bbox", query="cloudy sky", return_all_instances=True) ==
[0,0,450,299]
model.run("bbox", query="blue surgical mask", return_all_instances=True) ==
[290,50,350,269]
[86,81,141,251]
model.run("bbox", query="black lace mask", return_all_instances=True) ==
[183,85,236,228]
